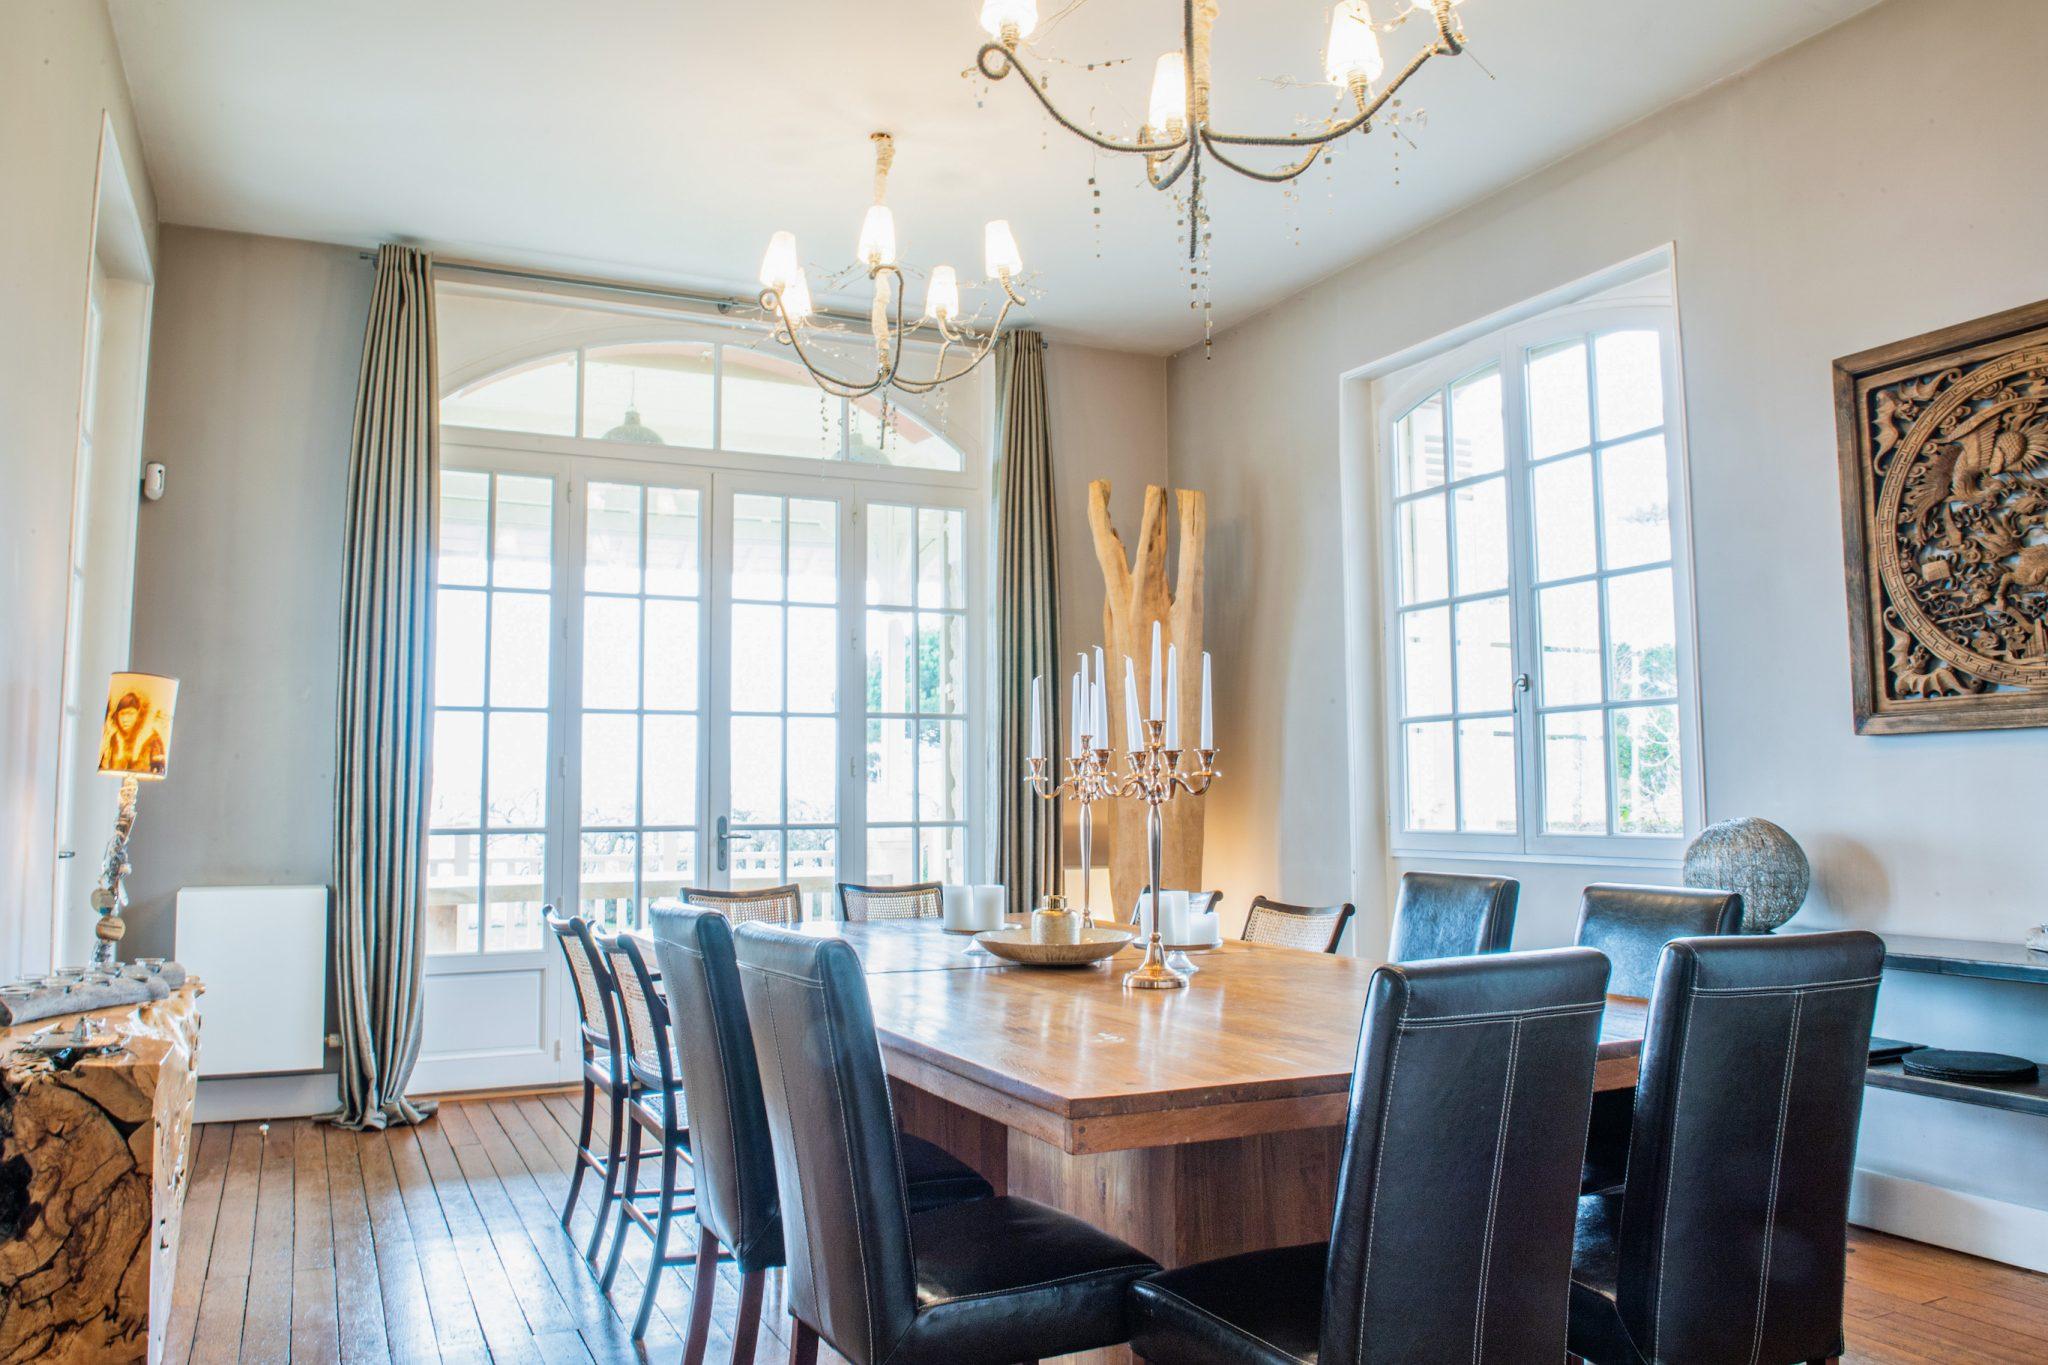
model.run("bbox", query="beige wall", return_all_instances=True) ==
[124,227,371,957]
[1167,0,2048,1239]
[0,1,158,979]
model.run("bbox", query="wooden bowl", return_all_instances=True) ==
[973,926,1135,967]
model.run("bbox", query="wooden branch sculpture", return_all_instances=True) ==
[1088,480,1207,917]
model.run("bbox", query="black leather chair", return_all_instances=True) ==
[1575,884,1744,1193]
[1385,871,1519,962]
[545,911,638,1264]
[1568,931,1883,1365]
[733,920,1160,1364]
[1129,947,1613,1364]
[647,906,994,1365]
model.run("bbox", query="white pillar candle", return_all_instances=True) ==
[1163,643,1180,750]
[1123,658,1142,750]
[941,883,974,931]
[971,884,1005,930]
[1200,651,1214,750]
[1149,621,1163,720]
[1028,675,1044,761]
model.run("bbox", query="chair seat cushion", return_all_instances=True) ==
[1129,1242,1326,1365]
[1568,1192,1643,1365]
[883,1196,1157,1364]
[899,1134,994,1211]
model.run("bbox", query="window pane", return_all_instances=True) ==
[493,476,553,590]
[787,716,836,823]
[867,719,914,821]
[441,471,490,586]
[1395,392,1445,494]
[642,714,698,826]
[1595,330,1663,440]
[483,833,545,951]
[1458,717,1517,834]
[788,606,837,713]
[1400,607,1452,718]
[730,604,785,712]
[430,710,482,829]
[489,591,551,709]
[731,494,785,601]
[918,826,966,884]
[581,713,638,826]
[866,826,915,886]
[1397,494,1448,605]
[436,588,486,706]
[486,711,547,828]
[1454,596,1513,713]
[730,716,782,824]
[788,829,838,919]
[867,610,915,713]
[918,507,966,609]
[919,615,967,714]
[1527,340,1590,458]
[581,595,640,710]
[425,833,480,954]
[643,599,700,711]
[1531,453,1597,582]
[867,505,915,606]
[919,720,966,821]
[646,487,701,597]
[442,354,576,436]
[643,831,698,914]
[580,831,637,931]
[1613,705,1683,835]
[730,829,785,890]
[1543,711,1607,835]
[585,483,643,594]
[1607,569,1677,701]
[851,396,964,471]
[1449,368,1504,479]
[1538,582,1602,707]
[722,349,841,460]
[582,342,715,448]
[1452,478,1509,596]
[1403,721,1455,831]
[1600,435,1672,569]
[788,499,838,605]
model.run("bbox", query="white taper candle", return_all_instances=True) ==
[1149,621,1163,720]
[1028,675,1044,761]
[1124,658,1142,750]
[1093,646,1108,742]
[1200,651,1214,749]
[1163,643,1180,750]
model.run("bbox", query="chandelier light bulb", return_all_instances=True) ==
[923,265,961,323]
[1325,0,1385,87]
[984,220,1024,280]
[1148,52,1188,136]
[857,205,898,269]
[759,230,800,292]
[780,268,813,325]
[979,0,1038,43]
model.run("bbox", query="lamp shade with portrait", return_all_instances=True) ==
[99,673,179,780]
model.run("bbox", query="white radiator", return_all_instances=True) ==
[173,885,328,1077]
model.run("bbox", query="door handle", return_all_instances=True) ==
[716,816,730,873]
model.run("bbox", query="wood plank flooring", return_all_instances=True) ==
[168,1094,2048,1364]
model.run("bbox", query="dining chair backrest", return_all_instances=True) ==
[1574,883,1742,998]
[838,881,942,923]
[647,906,783,1271]
[1321,947,1612,1364]
[680,882,803,927]
[595,930,678,1094]
[1241,896,1354,954]
[1609,931,1883,1364]
[548,911,619,1062]
[1386,871,1518,962]
[1125,888,1221,927]
[734,922,918,1363]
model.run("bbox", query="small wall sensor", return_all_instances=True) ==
[141,463,166,501]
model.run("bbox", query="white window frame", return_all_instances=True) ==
[1374,290,1704,865]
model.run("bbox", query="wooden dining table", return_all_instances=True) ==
[636,918,1647,1365]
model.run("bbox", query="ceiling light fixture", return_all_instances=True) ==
[758,132,1028,399]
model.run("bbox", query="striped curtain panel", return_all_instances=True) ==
[331,245,440,1131]
[993,331,1060,916]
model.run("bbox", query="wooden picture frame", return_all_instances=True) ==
[1834,298,2048,734]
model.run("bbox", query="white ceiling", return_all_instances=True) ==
[108,0,1882,353]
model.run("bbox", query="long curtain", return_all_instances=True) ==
[993,331,1059,916]
[331,244,439,1130]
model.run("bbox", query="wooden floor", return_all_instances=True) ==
[167,1094,2048,1364]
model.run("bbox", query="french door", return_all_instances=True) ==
[415,443,982,1090]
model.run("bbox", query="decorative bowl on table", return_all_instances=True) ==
[973,926,1134,967]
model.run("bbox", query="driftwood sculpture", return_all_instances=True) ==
[1088,480,1206,915]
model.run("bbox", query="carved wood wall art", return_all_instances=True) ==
[1835,298,2048,734]
[1088,481,1206,913]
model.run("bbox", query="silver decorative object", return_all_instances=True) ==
[1683,817,1811,934]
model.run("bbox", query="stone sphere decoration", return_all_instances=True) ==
[1682,817,1812,934]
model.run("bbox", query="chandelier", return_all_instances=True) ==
[975,0,1471,258]
[758,132,1029,399]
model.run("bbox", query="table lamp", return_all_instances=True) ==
[91,671,178,968]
